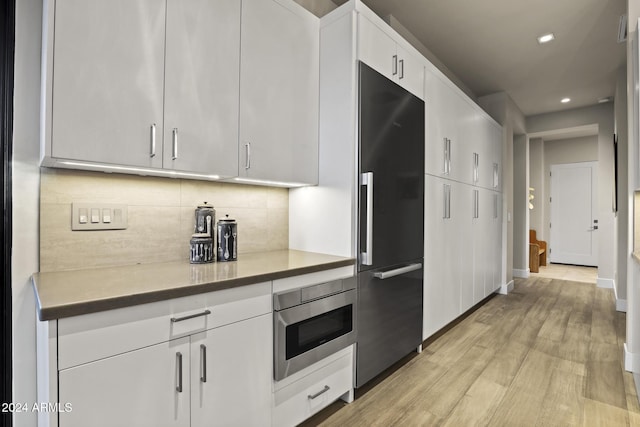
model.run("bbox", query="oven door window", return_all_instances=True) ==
[285,304,353,360]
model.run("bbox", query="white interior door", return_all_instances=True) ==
[550,162,598,266]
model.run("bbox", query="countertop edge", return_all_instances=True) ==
[35,257,355,321]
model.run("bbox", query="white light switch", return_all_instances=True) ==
[72,203,128,230]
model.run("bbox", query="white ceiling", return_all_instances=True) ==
[358,0,627,117]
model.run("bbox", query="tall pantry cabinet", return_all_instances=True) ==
[423,66,503,340]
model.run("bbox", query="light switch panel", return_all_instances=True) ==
[72,203,128,231]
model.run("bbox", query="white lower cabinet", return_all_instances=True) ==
[40,282,273,427]
[59,337,191,427]
[272,345,354,427]
[423,176,503,340]
[190,314,272,427]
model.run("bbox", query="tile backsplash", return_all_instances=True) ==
[40,169,288,272]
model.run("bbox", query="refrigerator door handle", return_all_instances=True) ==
[361,172,374,265]
[373,263,422,280]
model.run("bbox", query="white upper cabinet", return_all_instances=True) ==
[239,0,320,185]
[357,14,424,99]
[48,0,166,169]
[163,0,241,176]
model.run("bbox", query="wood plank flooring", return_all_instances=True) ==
[301,277,640,426]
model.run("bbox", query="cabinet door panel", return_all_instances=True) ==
[423,176,460,339]
[425,72,457,178]
[395,44,424,99]
[59,337,190,427]
[357,15,397,82]
[164,0,240,176]
[51,0,165,168]
[239,0,319,184]
[191,314,271,427]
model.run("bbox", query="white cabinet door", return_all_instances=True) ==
[424,175,461,339]
[487,191,502,295]
[163,0,240,177]
[50,0,166,168]
[191,314,271,427]
[239,0,319,185]
[58,337,190,427]
[357,15,397,82]
[357,15,424,99]
[425,72,457,178]
[395,44,425,100]
[459,183,474,312]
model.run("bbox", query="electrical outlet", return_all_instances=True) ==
[71,203,128,231]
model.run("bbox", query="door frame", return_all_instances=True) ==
[1,0,15,421]
[549,161,598,266]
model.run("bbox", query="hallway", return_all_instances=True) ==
[304,276,640,426]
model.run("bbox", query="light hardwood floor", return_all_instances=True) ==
[302,277,640,426]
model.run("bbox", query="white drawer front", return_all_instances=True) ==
[58,282,271,369]
[273,353,353,427]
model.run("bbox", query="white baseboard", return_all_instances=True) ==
[616,298,628,312]
[498,280,514,295]
[596,277,614,289]
[513,269,529,278]
[625,343,640,372]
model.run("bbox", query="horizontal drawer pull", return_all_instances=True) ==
[373,263,422,280]
[170,309,211,323]
[308,385,330,400]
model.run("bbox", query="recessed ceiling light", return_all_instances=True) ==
[561,97,571,103]
[537,33,555,44]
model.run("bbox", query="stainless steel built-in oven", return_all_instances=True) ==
[273,277,356,381]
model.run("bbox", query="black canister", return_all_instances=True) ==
[190,234,214,264]
[194,203,215,238]
[217,215,237,262]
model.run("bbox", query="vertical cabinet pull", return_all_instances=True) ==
[392,55,398,75]
[361,172,374,265]
[200,344,207,383]
[443,138,452,175]
[473,190,479,219]
[399,59,404,79]
[172,128,179,160]
[244,143,251,170]
[443,184,451,219]
[150,124,156,158]
[473,153,479,183]
[493,163,499,188]
[493,194,498,219]
[176,352,183,393]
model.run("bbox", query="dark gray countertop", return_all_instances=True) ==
[32,250,355,321]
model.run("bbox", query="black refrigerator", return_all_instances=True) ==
[356,62,425,388]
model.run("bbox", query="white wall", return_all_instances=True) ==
[626,3,640,397]
[513,134,529,274]
[615,64,628,307]
[527,103,616,289]
[529,138,545,235]
[12,0,42,425]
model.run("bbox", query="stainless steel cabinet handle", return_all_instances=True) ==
[150,124,156,158]
[473,153,479,183]
[308,385,330,400]
[392,55,398,75]
[361,172,374,266]
[443,138,449,174]
[176,352,183,393]
[172,128,178,160]
[170,309,211,323]
[447,139,452,175]
[493,163,499,188]
[494,194,498,219]
[244,143,251,170]
[374,263,422,280]
[473,190,479,219]
[443,184,451,219]
[399,59,404,79]
[200,344,207,383]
